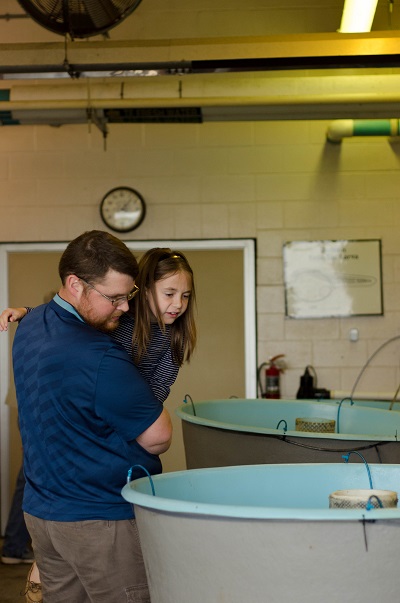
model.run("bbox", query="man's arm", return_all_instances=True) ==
[95,347,173,455]
[136,408,172,455]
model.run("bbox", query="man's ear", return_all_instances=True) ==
[66,275,84,299]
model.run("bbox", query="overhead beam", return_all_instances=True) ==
[0,31,400,74]
[1,33,400,121]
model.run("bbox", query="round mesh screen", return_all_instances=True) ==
[329,489,398,509]
[295,417,336,433]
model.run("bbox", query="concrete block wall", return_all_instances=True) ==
[1,118,400,399]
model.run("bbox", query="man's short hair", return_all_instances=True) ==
[58,230,138,284]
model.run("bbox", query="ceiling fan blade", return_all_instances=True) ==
[17,0,143,38]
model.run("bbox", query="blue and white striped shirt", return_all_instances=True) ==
[109,313,179,404]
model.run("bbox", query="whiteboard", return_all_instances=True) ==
[283,239,383,318]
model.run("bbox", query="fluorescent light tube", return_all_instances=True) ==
[339,0,379,33]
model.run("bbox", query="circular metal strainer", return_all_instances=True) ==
[329,489,398,509]
[295,417,336,433]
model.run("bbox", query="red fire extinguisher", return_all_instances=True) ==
[264,354,285,399]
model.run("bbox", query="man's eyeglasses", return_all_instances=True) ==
[77,277,139,307]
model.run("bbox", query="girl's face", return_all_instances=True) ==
[147,270,192,324]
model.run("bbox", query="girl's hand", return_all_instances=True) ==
[0,307,28,331]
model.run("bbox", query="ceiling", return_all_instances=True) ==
[1,0,400,126]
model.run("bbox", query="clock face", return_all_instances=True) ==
[100,187,146,233]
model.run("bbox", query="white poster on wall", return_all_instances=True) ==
[283,239,383,318]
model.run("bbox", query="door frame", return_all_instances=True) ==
[0,237,256,532]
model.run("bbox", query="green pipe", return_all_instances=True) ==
[327,119,400,142]
[353,119,399,136]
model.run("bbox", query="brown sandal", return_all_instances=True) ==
[21,563,42,603]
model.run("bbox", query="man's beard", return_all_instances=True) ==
[87,316,120,333]
[78,294,122,333]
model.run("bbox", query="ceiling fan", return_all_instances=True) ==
[17,0,143,39]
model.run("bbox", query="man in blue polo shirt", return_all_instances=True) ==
[13,230,172,603]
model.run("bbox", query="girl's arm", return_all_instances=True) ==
[0,307,29,331]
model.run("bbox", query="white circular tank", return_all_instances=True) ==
[122,463,400,603]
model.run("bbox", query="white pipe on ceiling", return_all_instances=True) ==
[2,93,400,111]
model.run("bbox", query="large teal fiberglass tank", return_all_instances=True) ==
[176,398,400,468]
[122,462,400,603]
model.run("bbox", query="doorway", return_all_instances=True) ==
[0,238,256,532]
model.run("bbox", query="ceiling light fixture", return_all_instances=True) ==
[338,0,379,33]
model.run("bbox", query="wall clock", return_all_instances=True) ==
[100,187,146,233]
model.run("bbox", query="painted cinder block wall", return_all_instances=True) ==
[1,119,400,399]
[1,0,400,399]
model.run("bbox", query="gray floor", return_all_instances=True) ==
[0,539,30,603]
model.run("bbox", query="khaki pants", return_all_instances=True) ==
[24,513,150,603]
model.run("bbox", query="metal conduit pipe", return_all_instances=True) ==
[327,118,400,142]
[0,13,29,20]
[3,95,400,111]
